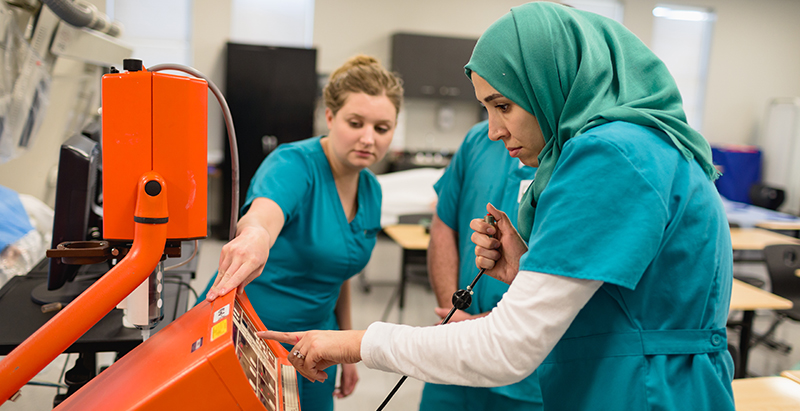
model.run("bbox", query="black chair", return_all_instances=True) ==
[396,213,433,303]
[727,343,739,378]
[734,272,766,290]
[397,213,433,226]
[751,244,800,353]
[749,183,786,211]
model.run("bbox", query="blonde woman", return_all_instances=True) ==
[202,55,403,410]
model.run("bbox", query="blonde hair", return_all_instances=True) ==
[323,55,403,116]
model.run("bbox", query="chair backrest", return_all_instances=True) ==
[750,184,786,210]
[763,244,800,318]
[397,213,433,225]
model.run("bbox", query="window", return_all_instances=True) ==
[650,4,716,131]
[106,0,192,67]
[229,0,314,48]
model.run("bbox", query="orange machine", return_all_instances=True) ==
[102,61,207,241]
[0,60,294,408]
[54,291,300,411]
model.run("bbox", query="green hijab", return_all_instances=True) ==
[465,2,719,241]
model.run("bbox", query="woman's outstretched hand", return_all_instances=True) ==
[469,203,528,284]
[206,225,270,300]
[207,198,285,301]
[258,330,365,383]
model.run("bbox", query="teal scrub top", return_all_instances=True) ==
[520,122,734,410]
[234,137,381,333]
[433,121,542,404]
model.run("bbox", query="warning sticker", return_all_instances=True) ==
[213,304,230,323]
[211,319,228,341]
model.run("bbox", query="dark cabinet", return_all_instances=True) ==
[219,43,317,238]
[391,33,478,101]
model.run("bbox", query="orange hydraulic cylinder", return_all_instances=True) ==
[0,172,169,405]
[102,69,207,241]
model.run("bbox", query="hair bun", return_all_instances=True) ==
[323,54,403,116]
[343,54,379,68]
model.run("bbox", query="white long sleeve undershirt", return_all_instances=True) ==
[360,271,603,386]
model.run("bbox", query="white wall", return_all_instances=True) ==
[314,0,800,147]
[3,0,800,203]
[313,0,529,74]
[192,0,232,164]
[622,0,800,145]
[314,0,534,151]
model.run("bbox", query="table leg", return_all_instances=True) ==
[399,249,408,310]
[738,310,755,379]
[380,287,400,322]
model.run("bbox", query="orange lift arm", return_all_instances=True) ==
[0,172,169,404]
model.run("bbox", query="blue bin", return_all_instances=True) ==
[711,145,762,204]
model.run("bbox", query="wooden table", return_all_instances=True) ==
[756,221,800,233]
[781,370,800,385]
[381,226,800,254]
[731,278,793,311]
[733,376,800,410]
[382,224,429,251]
[730,279,793,379]
[730,227,800,251]
[385,225,799,256]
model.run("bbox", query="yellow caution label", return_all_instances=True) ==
[211,319,228,341]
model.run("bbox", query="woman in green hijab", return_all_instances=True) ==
[259,3,735,410]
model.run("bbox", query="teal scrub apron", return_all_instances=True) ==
[423,121,542,410]
[520,122,734,410]
[199,137,382,411]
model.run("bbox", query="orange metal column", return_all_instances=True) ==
[0,172,169,405]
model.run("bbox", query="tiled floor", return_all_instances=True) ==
[5,239,800,410]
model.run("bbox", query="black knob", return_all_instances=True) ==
[144,180,162,196]
[123,59,143,72]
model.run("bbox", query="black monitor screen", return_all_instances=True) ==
[46,134,101,291]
